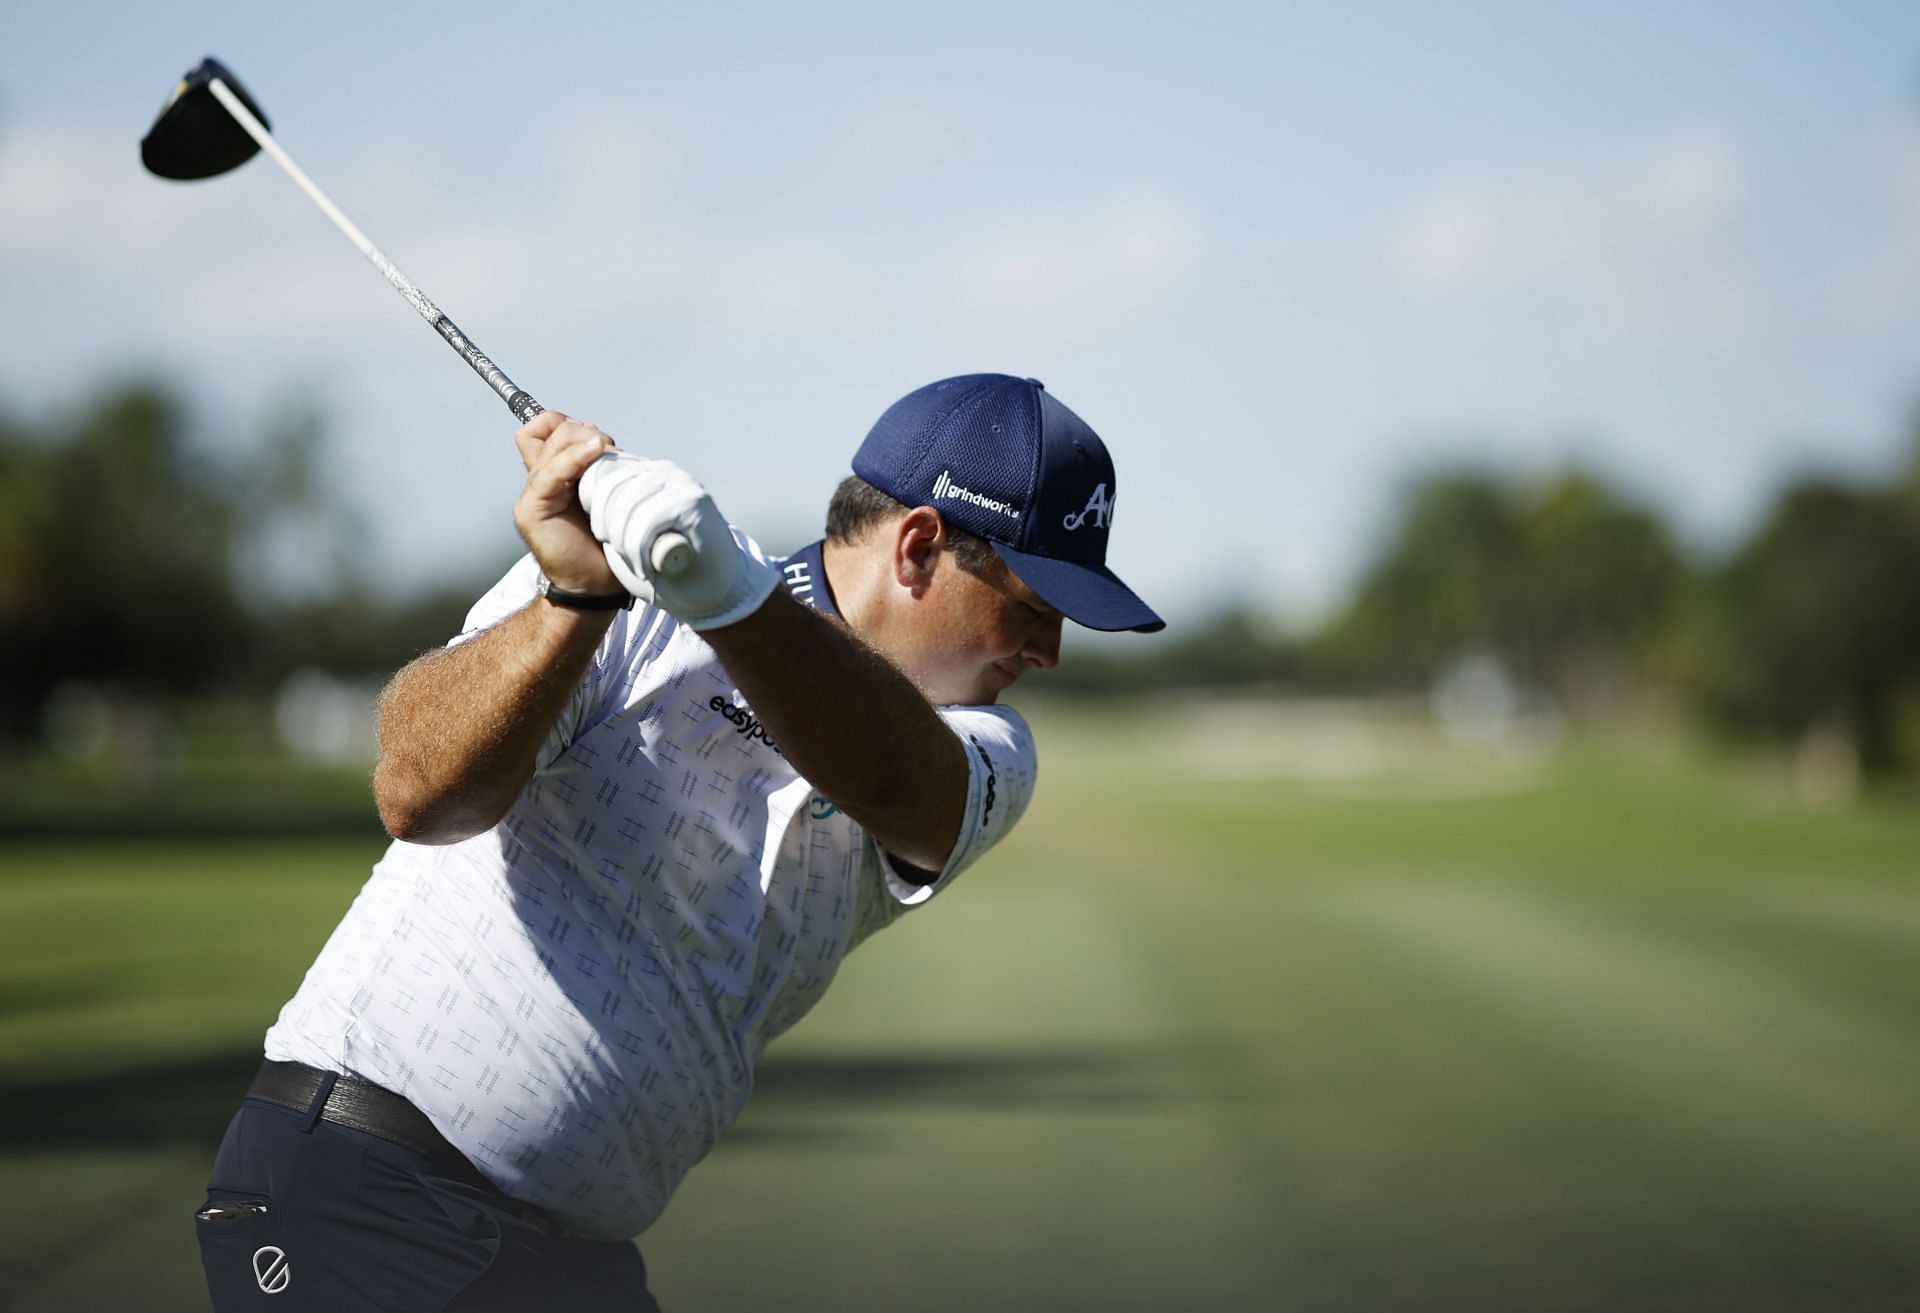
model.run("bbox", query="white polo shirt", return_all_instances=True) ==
[264,538,1037,1240]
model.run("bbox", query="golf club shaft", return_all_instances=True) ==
[196,72,690,580]
[205,78,543,424]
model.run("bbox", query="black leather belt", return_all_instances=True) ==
[247,1060,560,1234]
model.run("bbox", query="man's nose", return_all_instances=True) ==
[1023,616,1062,670]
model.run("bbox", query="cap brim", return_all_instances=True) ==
[992,543,1164,633]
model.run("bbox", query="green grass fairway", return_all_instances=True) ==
[3,701,1918,1311]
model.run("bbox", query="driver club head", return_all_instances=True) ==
[141,56,271,180]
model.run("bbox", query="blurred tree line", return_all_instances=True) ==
[1054,427,1920,779]
[3,382,1918,778]
[0,383,494,747]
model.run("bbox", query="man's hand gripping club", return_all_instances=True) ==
[514,413,778,631]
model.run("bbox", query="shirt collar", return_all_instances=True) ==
[775,540,841,619]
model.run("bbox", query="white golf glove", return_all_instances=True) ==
[578,451,780,632]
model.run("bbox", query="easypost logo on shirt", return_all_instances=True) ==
[932,470,1021,521]
[708,695,781,755]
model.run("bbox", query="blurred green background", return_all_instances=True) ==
[3,705,1918,1312]
[3,389,1919,1312]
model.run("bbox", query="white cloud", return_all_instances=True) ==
[1888,138,1920,300]
[0,121,518,346]
[713,237,855,329]
[0,112,870,351]
[820,95,956,177]
[0,126,204,263]
[443,112,859,334]
[937,195,1197,321]
[1833,134,1920,324]
[4,110,1201,365]
[1384,130,1755,342]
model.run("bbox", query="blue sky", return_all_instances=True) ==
[5,2,1918,637]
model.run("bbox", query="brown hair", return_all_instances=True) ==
[825,475,999,576]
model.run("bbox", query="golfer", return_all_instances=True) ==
[193,374,1162,1310]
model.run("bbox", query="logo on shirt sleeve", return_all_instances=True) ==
[968,735,997,827]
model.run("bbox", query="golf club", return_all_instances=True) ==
[142,56,691,578]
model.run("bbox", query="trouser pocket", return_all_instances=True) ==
[196,1195,273,1232]
[196,1188,298,1306]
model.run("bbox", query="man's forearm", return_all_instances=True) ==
[372,598,613,844]
[701,588,966,872]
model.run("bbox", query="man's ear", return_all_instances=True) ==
[892,507,946,596]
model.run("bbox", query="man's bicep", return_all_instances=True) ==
[445,552,632,770]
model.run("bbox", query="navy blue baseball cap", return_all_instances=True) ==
[852,374,1164,633]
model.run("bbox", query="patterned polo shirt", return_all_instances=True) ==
[263,537,1037,1240]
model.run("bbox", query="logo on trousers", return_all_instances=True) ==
[253,1246,290,1294]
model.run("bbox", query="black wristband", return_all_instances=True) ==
[539,576,633,611]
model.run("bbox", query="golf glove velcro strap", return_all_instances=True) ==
[579,452,779,632]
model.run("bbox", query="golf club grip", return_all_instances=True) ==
[428,313,542,422]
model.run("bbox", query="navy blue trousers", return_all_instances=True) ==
[197,1098,661,1312]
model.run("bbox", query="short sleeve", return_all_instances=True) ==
[878,704,1038,907]
[450,553,545,644]
[446,553,629,770]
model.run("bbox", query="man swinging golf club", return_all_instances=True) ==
[198,379,1158,1309]
[146,58,1163,1312]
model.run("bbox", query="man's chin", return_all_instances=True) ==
[931,666,1016,707]
[949,677,1006,707]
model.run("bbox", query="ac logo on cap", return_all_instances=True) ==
[1063,483,1113,532]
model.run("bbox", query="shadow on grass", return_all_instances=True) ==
[748,1047,1200,1111]
[0,972,143,1022]
[0,1044,1215,1155]
[0,1051,263,1154]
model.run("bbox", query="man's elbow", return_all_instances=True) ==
[372,761,499,846]
[376,802,457,846]
[861,788,961,875]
